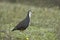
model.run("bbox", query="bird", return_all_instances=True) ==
[12,10,32,31]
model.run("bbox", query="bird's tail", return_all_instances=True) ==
[12,29,15,31]
[12,28,16,31]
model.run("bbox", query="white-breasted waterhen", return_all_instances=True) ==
[12,10,32,31]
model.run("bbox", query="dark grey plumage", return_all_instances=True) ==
[12,10,32,31]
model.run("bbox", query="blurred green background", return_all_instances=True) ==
[0,0,60,40]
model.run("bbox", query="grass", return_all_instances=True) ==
[0,2,60,40]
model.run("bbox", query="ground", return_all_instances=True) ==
[0,2,59,40]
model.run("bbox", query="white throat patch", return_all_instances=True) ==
[29,11,32,18]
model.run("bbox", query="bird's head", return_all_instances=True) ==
[28,10,32,18]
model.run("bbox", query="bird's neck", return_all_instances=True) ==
[29,12,32,18]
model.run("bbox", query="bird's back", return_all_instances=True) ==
[12,15,30,31]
